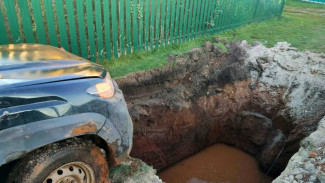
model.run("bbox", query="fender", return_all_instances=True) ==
[0,112,121,166]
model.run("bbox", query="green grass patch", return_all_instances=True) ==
[103,0,325,78]
[102,36,215,78]
[217,6,325,53]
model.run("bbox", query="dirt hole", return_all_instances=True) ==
[117,40,325,181]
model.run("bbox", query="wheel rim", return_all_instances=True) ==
[43,162,95,183]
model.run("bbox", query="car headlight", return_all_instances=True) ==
[86,72,115,99]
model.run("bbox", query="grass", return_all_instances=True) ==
[102,36,216,78]
[218,0,325,52]
[103,0,325,78]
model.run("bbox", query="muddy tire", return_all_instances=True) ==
[6,138,109,183]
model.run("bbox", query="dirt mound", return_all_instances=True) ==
[117,41,325,176]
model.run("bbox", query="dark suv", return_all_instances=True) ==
[0,44,133,183]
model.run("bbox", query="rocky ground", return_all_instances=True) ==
[108,158,162,183]
[273,116,325,183]
[115,40,325,181]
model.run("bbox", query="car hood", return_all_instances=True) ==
[0,44,106,87]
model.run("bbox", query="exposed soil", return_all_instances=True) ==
[117,40,325,177]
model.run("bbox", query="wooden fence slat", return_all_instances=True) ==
[222,0,230,31]
[132,0,138,51]
[210,0,218,33]
[178,0,185,43]
[126,0,132,54]
[0,5,9,44]
[95,0,104,60]
[214,0,222,33]
[111,0,118,58]
[217,0,224,32]
[205,0,213,35]
[244,0,250,24]
[248,0,254,22]
[189,0,197,40]
[138,0,144,50]
[66,0,79,55]
[198,0,206,36]
[119,0,125,55]
[3,0,22,43]
[200,0,207,36]
[194,0,202,38]
[103,0,112,59]
[248,0,253,22]
[203,0,210,36]
[186,0,194,41]
[228,0,236,30]
[169,0,176,44]
[17,0,35,43]
[220,0,229,32]
[160,0,166,46]
[227,0,236,30]
[86,0,96,61]
[182,0,189,43]
[144,0,150,50]
[235,0,242,27]
[241,0,248,25]
[76,0,88,59]
[155,0,161,48]
[220,0,228,31]
[43,0,58,47]
[238,0,246,27]
[55,0,69,50]
[224,0,232,31]
[207,0,214,34]
[150,0,155,49]
[233,0,239,26]
[174,0,181,44]
[238,0,244,26]
[165,0,171,45]
[197,0,204,36]
[31,0,47,44]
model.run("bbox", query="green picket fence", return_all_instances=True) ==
[0,0,285,62]
[300,0,325,4]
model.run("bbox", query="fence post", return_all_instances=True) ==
[253,0,261,21]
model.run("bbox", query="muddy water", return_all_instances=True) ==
[159,144,273,183]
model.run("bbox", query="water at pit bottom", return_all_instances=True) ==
[159,144,273,183]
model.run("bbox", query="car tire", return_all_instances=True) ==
[6,138,109,183]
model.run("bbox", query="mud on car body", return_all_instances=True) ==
[0,44,133,183]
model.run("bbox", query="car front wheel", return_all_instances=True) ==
[7,138,109,183]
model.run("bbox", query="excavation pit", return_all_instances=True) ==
[116,40,325,182]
